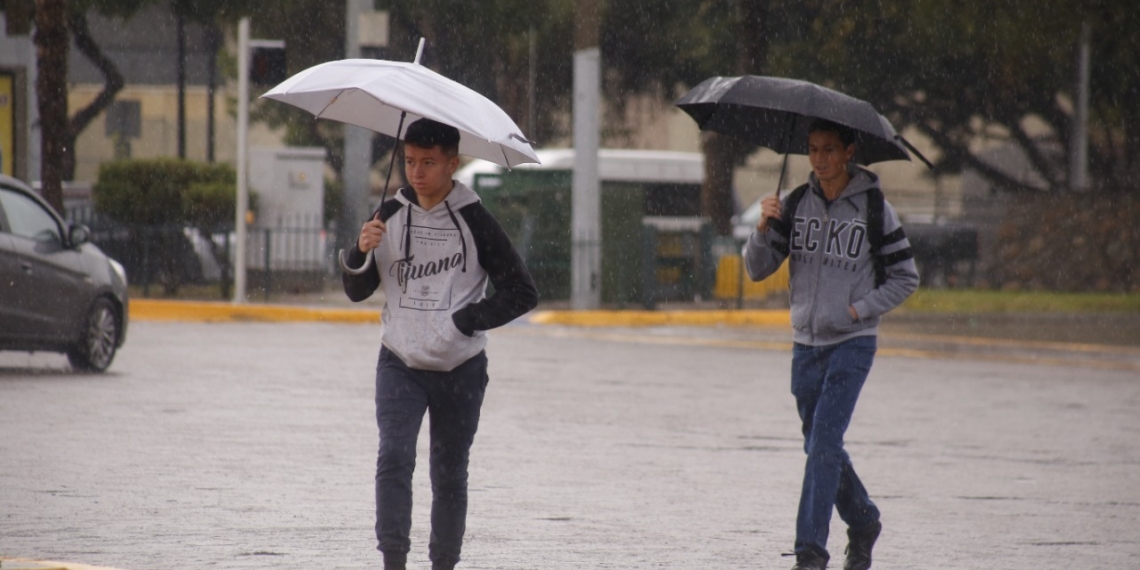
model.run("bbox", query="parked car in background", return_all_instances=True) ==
[0,175,128,372]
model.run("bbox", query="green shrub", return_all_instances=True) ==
[94,158,237,226]
[93,159,242,296]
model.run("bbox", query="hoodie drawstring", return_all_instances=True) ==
[400,203,414,293]
[444,200,468,273]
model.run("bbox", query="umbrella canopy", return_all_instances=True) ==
[262,59,539,168]
[675,75,930,168]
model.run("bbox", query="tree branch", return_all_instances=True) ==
[1003,112,1062,192]
[914,121,1046,195]
[68,10,124,139]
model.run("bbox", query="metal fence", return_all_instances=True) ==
[66,204,337,299]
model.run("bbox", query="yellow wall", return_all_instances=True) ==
[0,73,14,177]
[68,84,286,183]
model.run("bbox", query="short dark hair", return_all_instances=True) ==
[808,118,856,148]
[404,118,460,156]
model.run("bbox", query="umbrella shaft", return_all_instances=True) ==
[381,111,409,204]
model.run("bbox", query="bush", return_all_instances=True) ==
[93,159,242,295]
[94,158,237,226]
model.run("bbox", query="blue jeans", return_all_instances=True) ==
[375,347,489,569]
[791,336,880,559]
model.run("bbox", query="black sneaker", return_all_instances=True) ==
[790,548,829,570]
[844,520,882,570]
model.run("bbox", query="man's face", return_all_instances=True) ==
[404,143,459,199]
[808,130,855,185]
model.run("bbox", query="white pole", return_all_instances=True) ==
[571,46,601,310]
[234,17,250,304]
[414,37,425,64]
[341,0,371,254]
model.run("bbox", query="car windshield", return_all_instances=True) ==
[0,188,62,244]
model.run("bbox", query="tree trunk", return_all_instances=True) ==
[34,0,69,213]
[64,10,124,181]
[206,22,220,162]
[700,133,752,236]
[700,0,771,236]
[176,10,186,159]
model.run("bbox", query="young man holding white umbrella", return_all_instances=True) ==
[343,118,538,570]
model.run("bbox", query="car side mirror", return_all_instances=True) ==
[69,223,91,247]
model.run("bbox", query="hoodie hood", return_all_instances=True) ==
[394,180,481,211]
[807,164,880,203]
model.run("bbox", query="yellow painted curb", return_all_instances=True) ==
[528,309,790,328]
[130,299,381,324]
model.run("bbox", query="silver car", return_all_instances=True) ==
[0,174,129,372]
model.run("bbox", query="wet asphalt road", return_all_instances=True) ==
[2,320,1139,569]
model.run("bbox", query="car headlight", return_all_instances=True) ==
[109,258,128,287]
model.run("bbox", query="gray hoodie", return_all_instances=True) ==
[744,166,919,346]
[343,181,538,371]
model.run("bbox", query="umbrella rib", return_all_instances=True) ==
[314,91,345,119]
[500,145,512,169]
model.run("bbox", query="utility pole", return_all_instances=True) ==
[234,17,250,303]
[528,26,537,138]
[341,0,372,253]
[1070,22,1090,191]
[572,0,601,310]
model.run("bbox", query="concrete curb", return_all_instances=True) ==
[130,301,793,327]
[131,299,381,324]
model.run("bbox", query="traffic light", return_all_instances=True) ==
[250,40,286,85]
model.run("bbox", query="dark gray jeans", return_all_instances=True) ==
[375,346,488,570]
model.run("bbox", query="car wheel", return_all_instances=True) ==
[67,298,119,373]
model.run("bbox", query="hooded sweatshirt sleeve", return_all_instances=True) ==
[850,201,920,320]
[451,204,539,335]
[341,200,402,302]
[342,244,380,302]
[743,195,793,282]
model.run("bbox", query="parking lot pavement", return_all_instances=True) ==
[2,320,1139,569]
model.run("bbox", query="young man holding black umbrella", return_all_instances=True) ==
[343,118,538,570]
[745,119,919,570]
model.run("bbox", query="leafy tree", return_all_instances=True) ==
[381,0,575,143]
[598,0,770,235]
[31,0,174,209]
[765,0,1140,193]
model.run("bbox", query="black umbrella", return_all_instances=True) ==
[675,75,932,194]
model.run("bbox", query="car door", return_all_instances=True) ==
[0,187,91,343]
[0,226,34,341]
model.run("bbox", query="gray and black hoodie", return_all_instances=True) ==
[744,166,919,346]
[343,181,538,371]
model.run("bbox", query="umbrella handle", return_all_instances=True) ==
[775,153,790,199]
[339,248,374,275]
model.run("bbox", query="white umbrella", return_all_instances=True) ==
[261,58,539,168]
